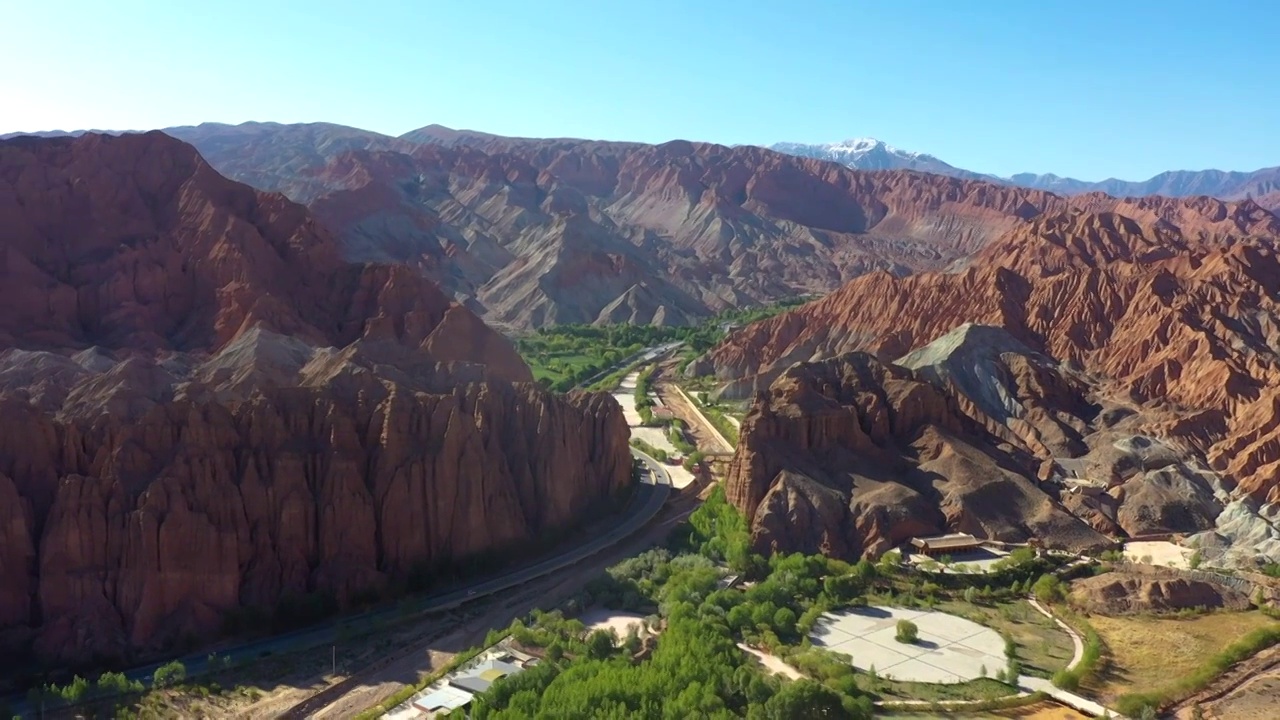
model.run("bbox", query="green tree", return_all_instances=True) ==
[586,628,615,659]
[728,604,754,632]
[761,679,850,719]
[153,660,187,688]
[822,573,867,603]
[895,620,919,644]
[546,640,564,662]
[772,607,798,636]
[1032,574,1064,603]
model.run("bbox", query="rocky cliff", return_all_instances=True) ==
[724,328,1109,559]
[0,133,630,666]
[708,198,1280,565]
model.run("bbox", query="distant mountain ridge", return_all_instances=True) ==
[770,138,1280,207]
[6,123,1277,208]
[7,122,1279,330]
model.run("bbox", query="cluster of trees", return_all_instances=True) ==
[702,405,741,446]
[473,606,871,720]
[488,488,881,717]
[469,484,1093,717]
[630,438,669,462]
[152,660,187,688]
[666,419,695,453]
[516,297,812,393]
[635,365,656,421]
[26,671,144,714]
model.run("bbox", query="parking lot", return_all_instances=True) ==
[811,606,1007,684]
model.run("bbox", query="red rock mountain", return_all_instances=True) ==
[0,133,630,666]
[707,197,1280,564]
[166,123,1079,329]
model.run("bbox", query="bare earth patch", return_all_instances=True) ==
[1123,540,1193,569]
[884,701,1092,719]
[737,643,803,680]
[1199,671,1280,720]
[579,609,651,638]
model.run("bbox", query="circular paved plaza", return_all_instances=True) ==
[810,606,1006,684]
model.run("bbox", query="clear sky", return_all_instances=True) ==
[4,0,1277,180]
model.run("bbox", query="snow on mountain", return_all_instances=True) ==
[769,138,991,180]
[770,138,1280,201]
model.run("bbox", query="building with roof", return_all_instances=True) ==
[449,658,526,695]
[391,644,537,719]
[411,685,473,716]
[909,532,982,556]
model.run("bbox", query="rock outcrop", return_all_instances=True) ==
[1070,569,1252,615]
[707,201,1280,505]
[0,133,630,666]
[725,343,1109,559]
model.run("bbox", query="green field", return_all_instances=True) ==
[514,298,810,391]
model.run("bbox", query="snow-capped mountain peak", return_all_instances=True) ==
[768,137,987,180]
[825,137,920,158]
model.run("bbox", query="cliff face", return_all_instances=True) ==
[0,382,628,664]
[710,199,1280,563]
[724,331,1109,559]
[0,133,629,665]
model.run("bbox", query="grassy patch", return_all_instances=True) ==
[1113,622,1280,716]
[1050,608,1102,691]
[882,697,1090,718]
[871,676,1014,702]
[514,298,811,392]
[1083,610,1277,704]
[934,599,1074,679]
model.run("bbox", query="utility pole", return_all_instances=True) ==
[332,645,336,678]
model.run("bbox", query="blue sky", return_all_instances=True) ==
[4,0,1277,180]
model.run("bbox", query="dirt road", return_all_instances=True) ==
[654,374,734,455]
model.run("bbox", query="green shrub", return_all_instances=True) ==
[153,660,187,688]
[1032,573,1065,603]
[1051,609,1103,691]
[895,619,919,644]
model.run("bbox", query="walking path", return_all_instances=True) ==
[736,644,803,680]
[1024,597,1127,719]
[1027,597,1085,668]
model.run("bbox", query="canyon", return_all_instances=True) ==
[0,132,631,666]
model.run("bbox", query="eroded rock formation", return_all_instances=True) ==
[709,198,1280,565]
[0,133,630,665]
[725,334,1110,559]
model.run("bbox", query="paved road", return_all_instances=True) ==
[5,450,670,718]
[577,341,684,389]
